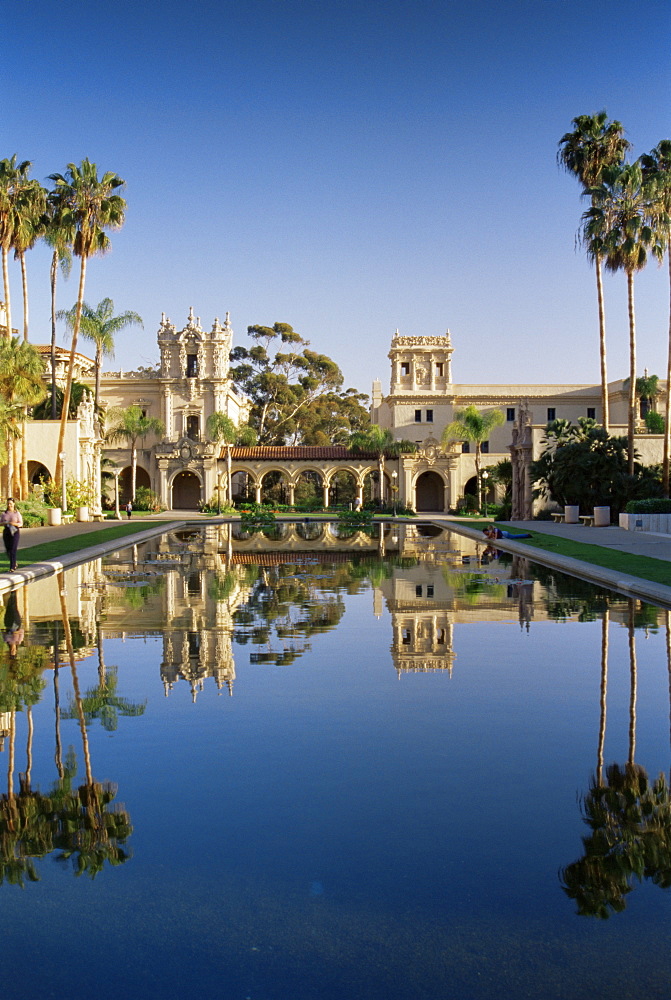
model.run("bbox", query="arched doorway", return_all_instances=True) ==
[120,466,150,504]
[260,471,288,505]
[172,471,201,509]
[27,461,51,487]
[415,471,444,511]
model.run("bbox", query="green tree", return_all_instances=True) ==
[585,161,660,474]
[292,387,370,446]
[58,297,143,413]
[0,337,46,496]
[640,140,671,494]
[48,160,126,485]
[531,417,662,514]
[350,424,395,504]
[107,404,164,501]
[558,113,630,433]
[205,412,257,507]
[229,322,343,443]
[442,405,504,512]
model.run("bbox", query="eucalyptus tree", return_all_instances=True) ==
[558,113,630,433]
[640,140,671,494]
[442,405,504,511]
[48,160,126,482]
[586,161,660,474]
[58,297,143,412]
[206,412,257,506]
[107,404,164,502]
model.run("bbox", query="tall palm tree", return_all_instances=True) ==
[58,297,143,413]
[442,405,504,511]
[206,412,257,506]
[350,424,395,504]
[586,161,659,474]
[558,113,630,433]
[43,201,73,418]
[0,156,32,344]
[640,140,671,494]
[12,178,47,343]
[107,404,164,501]
[47,160,126,485]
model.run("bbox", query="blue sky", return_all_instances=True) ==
[3,0,670,397]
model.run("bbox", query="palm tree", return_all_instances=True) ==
[47,160,126,486]
[0,156,32,345]
[558,113,630,433]
[442,405,504,511]
[107,404,164,501]
[586,161,659,474]
[640,140,671,494]
[11,178,47,343]
[58,297,143,413]
[350,424,395,505]
[0,337,46,496]
[43,203,73,418]
[206,413,257,507]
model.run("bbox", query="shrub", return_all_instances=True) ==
[624,498,671,513]
[645,411,665,434]
[44,477,95,511]
[134,486,166,512]
[199,495,236,514]
[16,497,48,527]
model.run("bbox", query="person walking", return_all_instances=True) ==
[125,500,133,519]
[1,498,23,572]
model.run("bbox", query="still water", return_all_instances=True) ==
[1,522,670,999]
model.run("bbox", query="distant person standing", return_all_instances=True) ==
[0,498,22,572]
[126,501,133,519]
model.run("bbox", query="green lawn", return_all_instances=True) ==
[454,519,671,588]
[11,520,176,568]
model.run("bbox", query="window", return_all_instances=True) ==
[415,584,423,597]
[186,415,200,441]
[547,407,556,422]
[426,585,434,599]
[186,354,199,378]
[481,441,489,454]
[507,407,515,422]
[426,409,433,423]
[415,409,422,423]
[436,362,444,377]
[462,442,470,453]
[401,362,410,376]
[437,628,445,644]
[587,407,596,419]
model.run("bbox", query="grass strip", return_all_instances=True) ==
[13,521,175,567]
[454,519,671,587]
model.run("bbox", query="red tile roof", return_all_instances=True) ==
[228,446,379,460]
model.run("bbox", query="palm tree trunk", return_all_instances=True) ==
[56,254,87,486]
[94,345,102,412]
[7,711,15,800]
[20,251,28,342]
[1,247,11,341]
[628,602,637,766]
[59,574,93,787]
[475,443,482,512]
[597,610,609,785]
[20,410,28,499]
[627,270,637,477]
[227,444,232,504]
[131,443,137,501]
[595,252,610,433]
[663,251,671,496]
[50,250,58,419]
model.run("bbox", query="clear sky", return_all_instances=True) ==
[3,0,670,398]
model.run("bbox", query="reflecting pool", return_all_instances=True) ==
[1,522,670,999]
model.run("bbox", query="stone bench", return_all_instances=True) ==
[551,512,565,523]
[579,514,595,527]
[62,513,75,524]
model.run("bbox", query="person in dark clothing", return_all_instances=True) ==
[1,498,22,572]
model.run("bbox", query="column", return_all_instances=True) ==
[255,482,262,504]
[323,482,330,507]
[287,482,295,506]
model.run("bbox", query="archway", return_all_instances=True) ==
[231,471,255,504]
[415,471,444,512]
[172,470,201,509]
[27,461,51,487]
[294,470,323,506]
[328,470,356,507]
[120,466,150,504]
[260,470,288,505]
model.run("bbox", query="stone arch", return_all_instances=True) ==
[260,469,289,505]
[293,469,323,505]
[363,467,390,505]
[231,470,256,503]
[327,469,357,506]
[120,466,150,504]
[295,521,326,542]
[27,460,51,486]
[415,470,445,512]
[172,469,202,509]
